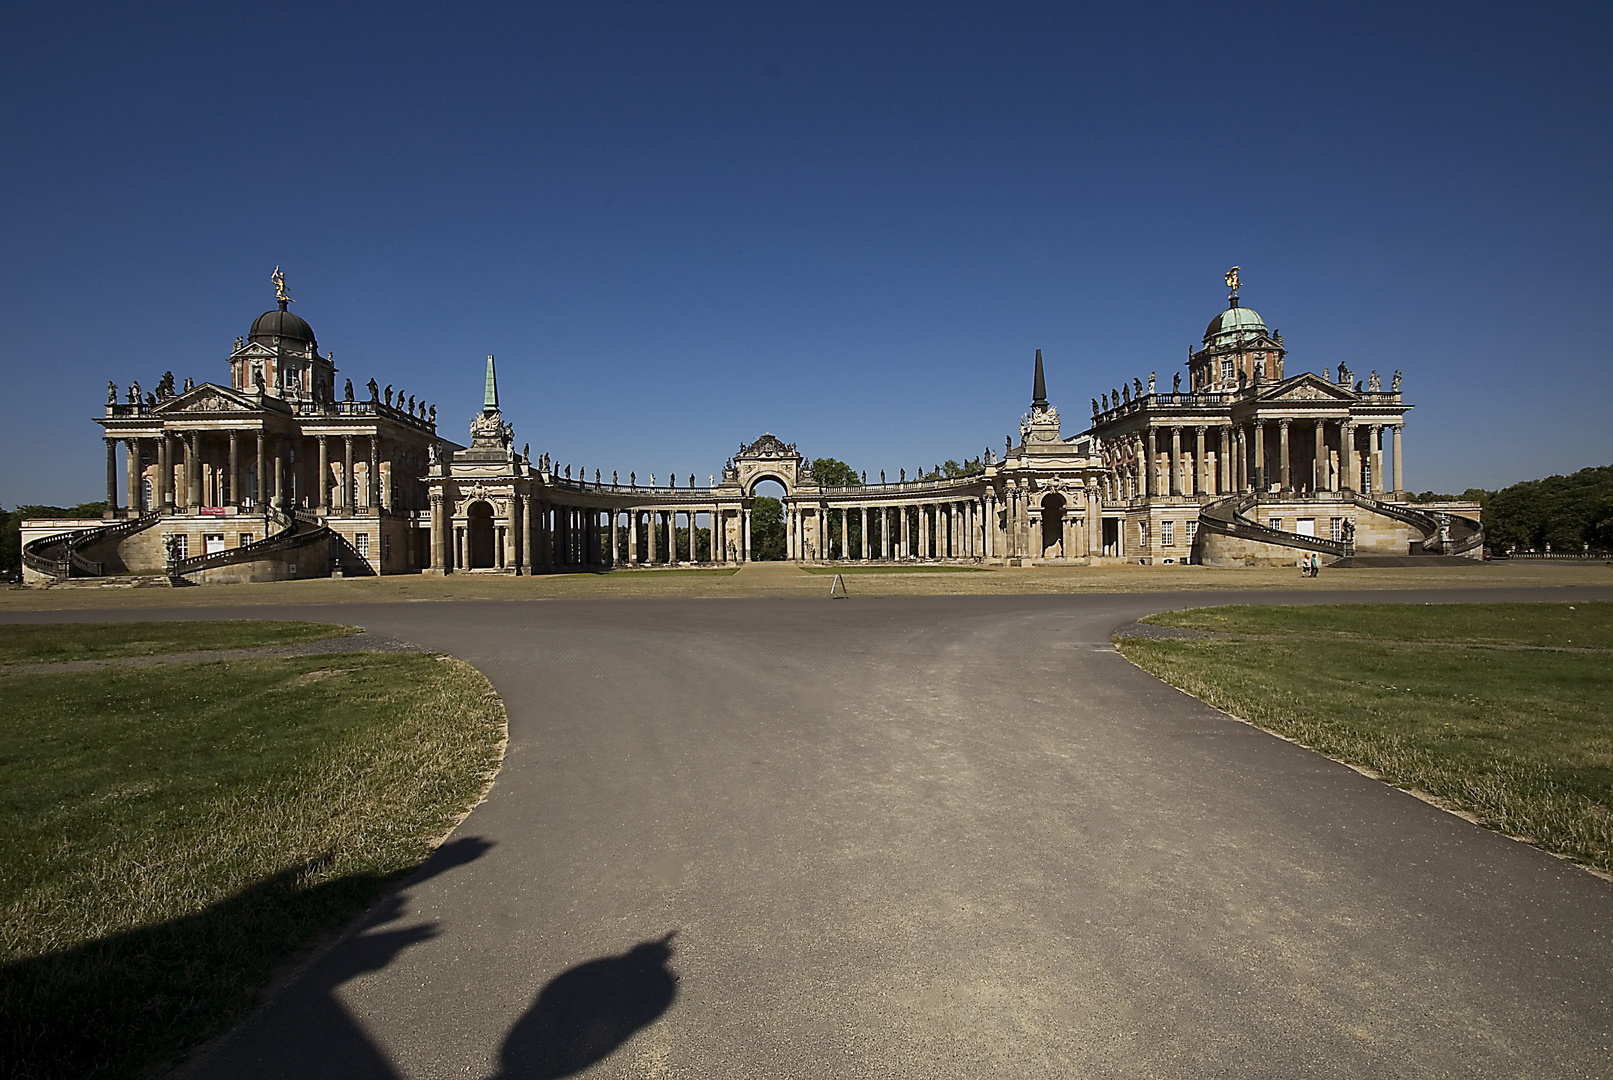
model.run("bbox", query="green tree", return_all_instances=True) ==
[812,458,861,487]
[749,496,787,560]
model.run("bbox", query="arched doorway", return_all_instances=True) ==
[1041,492,1067,558]
[748,477,787,560]
[467,501,496,568]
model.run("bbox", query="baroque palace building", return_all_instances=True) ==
[22,269,1481,585]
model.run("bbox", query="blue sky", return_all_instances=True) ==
[3,1,1609,505]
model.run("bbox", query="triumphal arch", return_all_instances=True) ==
[22,268,1481,584]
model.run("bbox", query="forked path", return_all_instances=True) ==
[16,588,1613,1078]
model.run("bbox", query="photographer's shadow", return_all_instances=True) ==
[490,932,679,1079]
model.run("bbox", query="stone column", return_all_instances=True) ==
[1231,427,1244,491]
[742,506,752,562]
[369,435,380,514]
[1278,420,1291,493]
[1218,426,1230,495]
[316,436,329,514]
[1314,419,1327,493]
[1174,432,1187,499]
[429,493,445,570]
[1252,422,1267,494]
[104,438,119,516]
[505,495,519,570]
[273,437,286,508]
[253,433,266,509]
[125,438,142,515]
[1370,425,1384,494]
[227,431,240,508]
[1145,427,1157,497]
[1342,422,1357,491]
[342,435,354,514]
[1193,427,1206,497]
[1393,425,1404,495]
[522,494,533,573]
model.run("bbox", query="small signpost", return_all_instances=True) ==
[828,573,848,599]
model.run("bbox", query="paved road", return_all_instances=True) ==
[12,587,1613,1078]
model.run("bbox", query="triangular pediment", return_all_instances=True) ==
[1256,372,1356,403]
[153,383,261,414]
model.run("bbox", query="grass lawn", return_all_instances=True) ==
[613,567,740,576]
[1117,602,1613,872]
[0,619,356,664]
[0,626,505,1080]
[798,564,992,574]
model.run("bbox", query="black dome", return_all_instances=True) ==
[249,305,316,348]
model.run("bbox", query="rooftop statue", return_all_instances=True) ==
[1391,370,1402,392]
[1225,265,1241,296]
[1173,372,1181,393]
[107,381,117,405]
[1368,370,1381,392]
[1147,372,1155,394]
[271,265,292,304]
[345,379,354,401]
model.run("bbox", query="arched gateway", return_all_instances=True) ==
[46,270,1463,586]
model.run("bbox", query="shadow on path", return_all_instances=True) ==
[491,932,680,1079]
[2,835,491,1080]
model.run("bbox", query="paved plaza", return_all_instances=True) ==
[11,587,1613,1078]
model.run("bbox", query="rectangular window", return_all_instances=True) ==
[355,532,370,558]
[1329,517,1344,541]
[167,534,186,559]
[1220,358,1233,382]
[1161,520,1174,546]
[1185,520,1198,542]
[204,533,225,556]
[239,533,253,547]
[1268,517,1282,531]
[1295,519,1315,537]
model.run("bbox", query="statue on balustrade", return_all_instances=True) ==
[345,379,354,401]
[1122,383,1131,403]
[1092,397,1100,416]
[1147,372,1156,395]
[1368,370,1381,392]
[128,380,140,404]
[367,379,379,402]
[1173,372,1181,393]
[1391,370,1402,392]
[385,385,393,406]
[107,381,117,405]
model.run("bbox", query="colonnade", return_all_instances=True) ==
[1099,419,1404,501]
[784,497,992,561]
[102,430,409,518]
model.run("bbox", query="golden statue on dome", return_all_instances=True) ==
[1225,265,1241,298]
[272,266,293,304]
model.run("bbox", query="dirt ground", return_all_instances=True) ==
[5,559,1609,610]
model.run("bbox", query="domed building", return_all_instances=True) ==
[24,267,1477,584]
[34,272,457,583]
[1083,269,1472,565]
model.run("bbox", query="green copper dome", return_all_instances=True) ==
[1203,303,1268,347]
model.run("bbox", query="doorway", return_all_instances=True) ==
[467,502,496,568]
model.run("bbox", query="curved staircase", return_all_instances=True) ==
[1196,491,1484,566]
[22,513,160,582]
[169,510,332,581]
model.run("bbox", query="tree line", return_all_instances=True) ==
[1416,464,1613,554]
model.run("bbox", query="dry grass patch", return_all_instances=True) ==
[1118,602,1613,872]
[0,644,506,1080]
